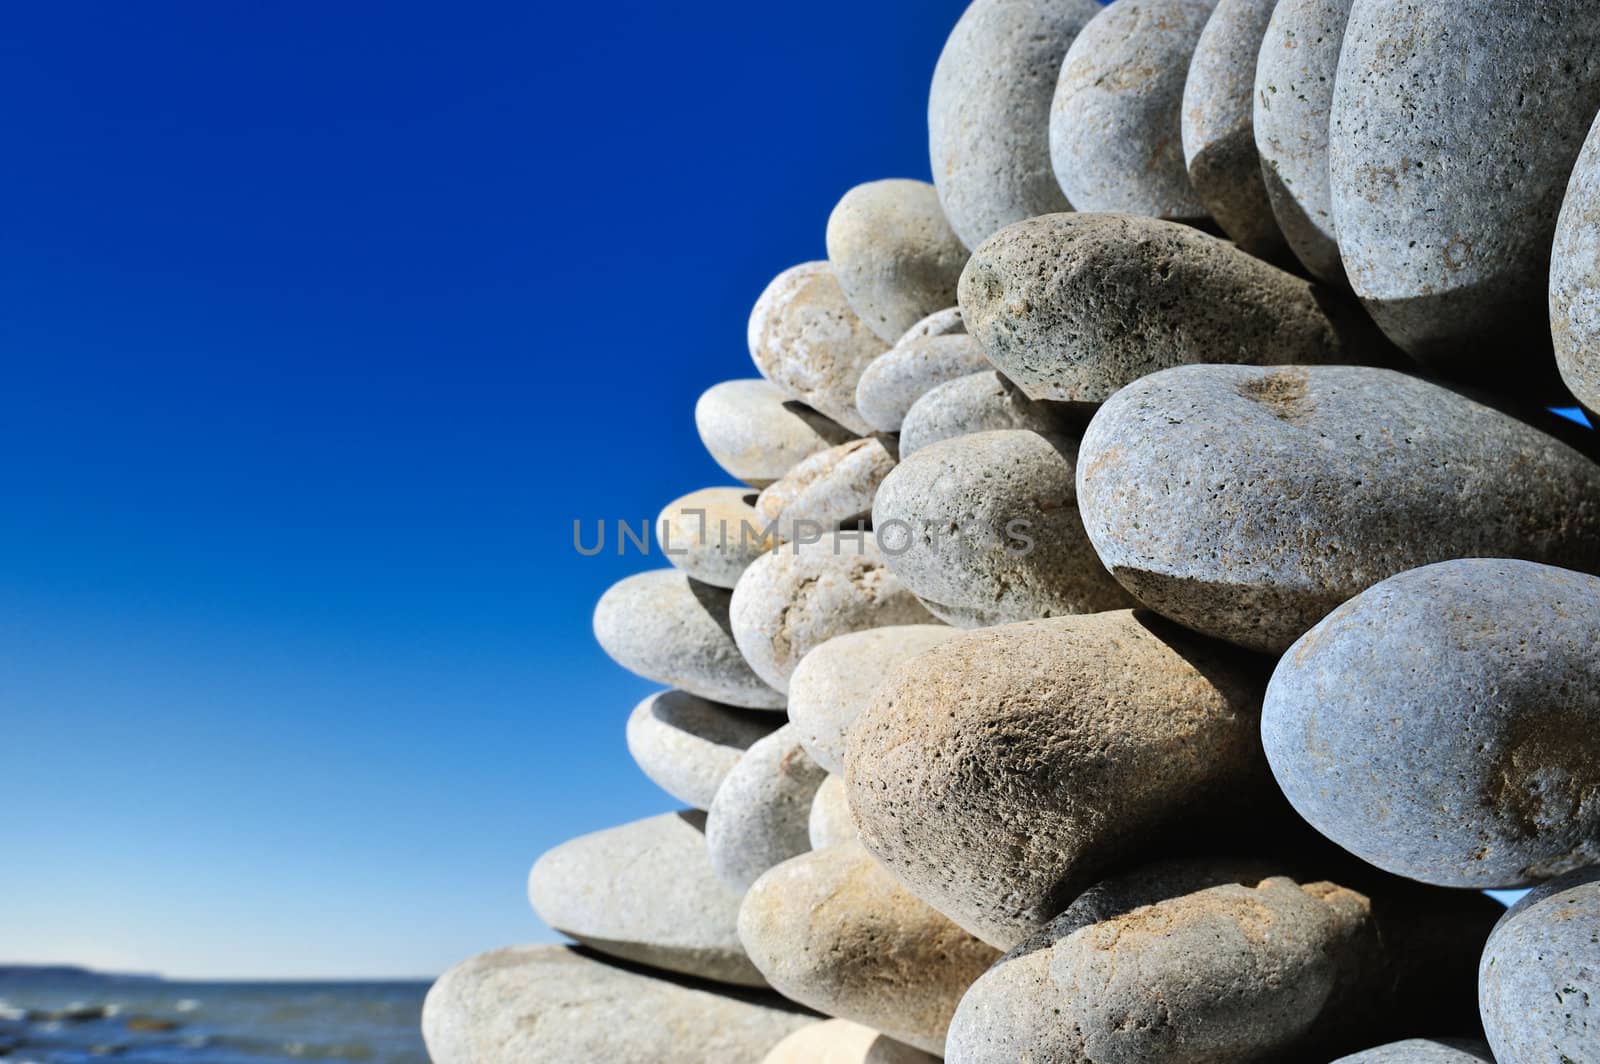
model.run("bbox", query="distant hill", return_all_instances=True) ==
[0,965,162,986]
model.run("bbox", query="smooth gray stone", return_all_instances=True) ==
[826,180,970,345]
[1077,364,1600,653]
[929,0,1102,249]
[1330,1041,1495,1064]
[1254,0,1355,285]
[787,624,961,775]
[1051,0,1216,221]
[1264,559,1600,888]
[959,213,1377,404]
[747,262,885,436]
[808,775,855,849]
[657,486,777,590]
[845,610,1274,948]
[763,1020,939,1064]
[527,811,765,987]
[594,570,786,709]
[626,690,783,810]
[855,333,991,434]
[1329,0,1600,373]
[739,842,1001,1055]
[422,945,812,1064]
[898,370,1069,457]
[755,438,897,537]
[1479,866,1600,1064]
[706,724,828,890]
[873,429,1135,627]
[729,536,936,694]
[696,379,856,489]
[1553,106,1600,412]
[1182,0,1286,258]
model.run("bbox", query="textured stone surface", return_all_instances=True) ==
[1480,866,1600,1064]
[740,842,1001,1055]
[657,486,777,590]
[762,1020,939,1064]
[875,430,1134,627]
[1330,0,1600,373]
[959,213,1378,404]
[928,0,1102,249]
[527,811,764,987]
[1553,107,1600,412]
[1254,0,1354,284]
[706,724,828,891]
[855,333,990,433]
[422,945,811,1064]
[730,537,936,694]
[826,180,969,344]
[1331,1041,1495,1064]
[626,690,783,810]
[756,438,896,537]
[594,570,786,709]
[748,262,884,435]
[845,610,1273,947]
[787,625,960,775]
[808,775,855,849]
[1078,364,1600,653]
[696,379,856,489]
[899,371,1070,457]
[1182,0,1285,257]
[1264,559,1600,889]
[1051,0,1215,221]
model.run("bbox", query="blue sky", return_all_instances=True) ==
[0,0,972,978]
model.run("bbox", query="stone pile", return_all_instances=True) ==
[424,0,1600,1060]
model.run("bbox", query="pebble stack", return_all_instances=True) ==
[425,1,1600,1060]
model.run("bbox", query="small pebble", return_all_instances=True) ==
[625,689,782,810]
[656,486,776,590]
[898,371,1070,457]
[696,379,856,489]
[855,333,990,433]
[706,724,828,890]
[762,1020,938,1064]
[808,775,855,849]
[755,437,897,537]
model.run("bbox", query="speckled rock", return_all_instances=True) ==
[594,570,786,710]
[959,213,1379,404]
[1254,0,1354,285]
[1329,0,1600,373]
[755,438,897,537]
[899,371,1070,457]
[740,842,1002,1055]
[730,537,936,694]
[808,775,855,849]
[928,0,1102,249]
[748,263,885,435]
[787,625,960,775]
[1264,559,1600,889]
[527,811,764,987]
[657,487,777,590]
[1331,1041,1495,1064]
[855,333,990,433]
[762,1020,940,1064]
[845,610,1273,948]
[873,430,1136,627]
[826,180,970,345]
[696,379,856,489]
[1051,0,1215,221]
[1480,866,1600,1064]
[894,305,964,342]
[706,724,828,891]
[1182,0,1285,257]
[626,690,784,810]
[422,945,811,1064]
[1552,108,1600,413]
[1078,365,1600,653]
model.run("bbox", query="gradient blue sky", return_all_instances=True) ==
[0,0,976,979]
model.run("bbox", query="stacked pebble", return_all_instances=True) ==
[424,0,1600,1060]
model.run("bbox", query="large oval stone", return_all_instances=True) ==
[706,724,828,891]
[1552,106,1600,413]
[1078,364,1600,653]
[626,690,782,810]
[748,262,884,435]
[696,379,856,489]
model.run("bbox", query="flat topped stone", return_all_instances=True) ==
[657,486,776,590]
[706,724,828,891]
[696,379,856,489]
[1552,106,1600,413]
[748,262,884,435]
[1330,0,1600,375]
[826,180,969,345]
[1077,364,1600,653]
[528,810,765,987]
[626,690,783,810]
[422,945,811,1064]
[1051,0,1217,221]
[928,0,1102,248]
